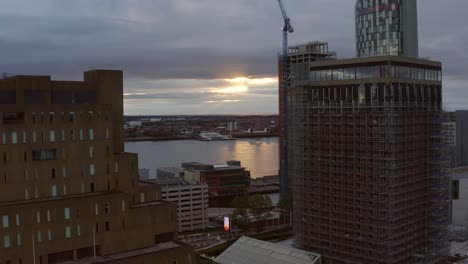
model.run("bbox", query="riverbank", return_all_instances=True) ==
[125,134,278,142]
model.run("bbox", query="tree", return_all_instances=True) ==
[249,195,273,231]
[230,195,250,231]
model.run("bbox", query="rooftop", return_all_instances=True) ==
[214,236,321,264]
[58,242,182,263]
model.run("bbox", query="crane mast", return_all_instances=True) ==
[277,0,294,196]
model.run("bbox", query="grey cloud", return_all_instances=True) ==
[0,0,467,114]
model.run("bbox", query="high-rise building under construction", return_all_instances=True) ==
[288,45,449,263]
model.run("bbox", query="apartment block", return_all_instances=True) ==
[0,70,198,264]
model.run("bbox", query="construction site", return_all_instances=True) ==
[285,45,450,263]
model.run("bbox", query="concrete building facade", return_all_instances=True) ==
[150,177,209,232]
[0,71,198,264]
[355,0,419,58]
[288,54,449,263]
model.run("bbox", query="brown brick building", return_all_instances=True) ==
[0,70,199,263]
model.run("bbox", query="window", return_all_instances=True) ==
[33,131,37,143]
[90,164,95,176]
[16,234,21,246]
[65,226,71,239]
[2,215,9,228]
[2,133,6,144]
[90,182,95,192]
[69,112,75,122]
[48,229,52,241]
[89,146,94,158]
[36,211,41,224]
[64,208,70,220]
[89,129,94,140]
[79,129,83,140]
[23,131,26,143]
[122,200,126,212]
[11,132,17,144]
[106,128,110,139]
[95,204,99,215]
[105,221,110,232]
[140,193,145,203]
[63,167,67,178]
[47,210,51,222]
[32,149,57,161]
[105,203,110,214]
[115,162,119,173]
[50,130,56,142]
[77,224,81,237]
[63,184,67,195]
[3,235,11,248]
[51,168,56,179]
[37,231,42,243]
[51,185,57,197]
[15,214,20,226]
[61,130,65,141]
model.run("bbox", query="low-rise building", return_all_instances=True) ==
[214,236,321,264]
[148,177,209,232]
[183,161,250,199]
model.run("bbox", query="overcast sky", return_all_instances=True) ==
[1,0,467,115]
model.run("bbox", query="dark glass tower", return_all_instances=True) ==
[356,0,419,58]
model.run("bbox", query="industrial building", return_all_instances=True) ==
[0,71,198,263]
[148,177,209,232]
[287,46,449,263]
[355,0,419,57]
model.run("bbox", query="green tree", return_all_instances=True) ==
[249,195,273,231]
[230,195,250,231]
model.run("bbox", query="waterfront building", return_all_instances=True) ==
[0,70,198,263]
[355,0,419,58]
[148,177,209,232]
[288,51,449,263]
[183,160,250,199]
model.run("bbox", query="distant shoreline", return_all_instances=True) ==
[124,134,279,142]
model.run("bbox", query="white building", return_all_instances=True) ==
[152,177,209,232]
[443,122,456,146]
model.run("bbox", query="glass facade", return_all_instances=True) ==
[310,65,441,82]
[355,0,418,57]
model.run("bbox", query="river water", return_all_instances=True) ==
[124,137,279,179]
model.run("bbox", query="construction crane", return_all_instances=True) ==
[277,0,293,196]
[277,0,294,57]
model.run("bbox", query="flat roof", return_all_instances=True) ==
[309,55,441,68]
[214,236,321,264]
[58,242,182,263]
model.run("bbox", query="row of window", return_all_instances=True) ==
[0,91,97,105]
[2,201,125,230]
[309,65,441,82]
[0,128,109,145]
